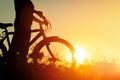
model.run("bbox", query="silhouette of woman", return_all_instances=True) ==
[8,0,46,64]
[6,1,48,80]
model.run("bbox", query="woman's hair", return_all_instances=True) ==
[14,0,33,13]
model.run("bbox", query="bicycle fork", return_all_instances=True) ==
[45,44,57,61]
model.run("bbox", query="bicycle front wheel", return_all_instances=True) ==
[31,37,75,67]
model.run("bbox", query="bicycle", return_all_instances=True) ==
[0,20,75,66]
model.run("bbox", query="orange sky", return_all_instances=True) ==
[1,0,120,65]
[34,0,120,59]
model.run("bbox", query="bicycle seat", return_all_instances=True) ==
[0,23,13,29]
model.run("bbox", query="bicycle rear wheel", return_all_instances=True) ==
[31,37,75,67]
[0,43,7,64]
[0,43,7,57]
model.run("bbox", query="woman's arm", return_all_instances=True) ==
[33,10,44,18]
[33,10,45,22]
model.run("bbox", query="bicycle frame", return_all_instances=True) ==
[0,22,53,53]
[27,23,47,49]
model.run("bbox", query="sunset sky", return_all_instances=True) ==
[1,0,120,65]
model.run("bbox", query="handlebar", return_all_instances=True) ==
[0,23,13,29]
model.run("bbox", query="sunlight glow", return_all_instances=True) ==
[74,46,88,64]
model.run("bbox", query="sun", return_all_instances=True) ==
[74,46,88,64]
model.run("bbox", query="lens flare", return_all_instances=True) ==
[74,46,88,64]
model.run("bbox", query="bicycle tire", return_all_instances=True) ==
[0,43,7,57]
[0,43,7,64]
[31,36,75,66]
